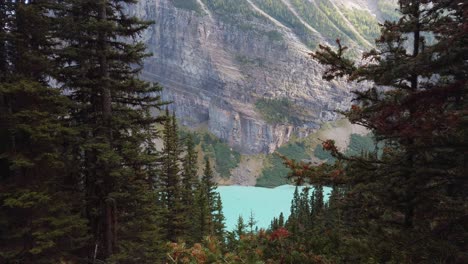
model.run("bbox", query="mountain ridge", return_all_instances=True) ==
[127,0,396,154]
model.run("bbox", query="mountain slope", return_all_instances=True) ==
[127,0,396,154]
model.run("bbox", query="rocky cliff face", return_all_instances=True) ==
[127,0,393,154]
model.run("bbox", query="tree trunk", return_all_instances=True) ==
[98,0,114,257]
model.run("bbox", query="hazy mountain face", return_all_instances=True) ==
[127,0,397,154]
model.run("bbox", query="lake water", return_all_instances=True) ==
[217,185,331,231]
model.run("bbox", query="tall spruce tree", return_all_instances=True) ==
[0,1,88,263]
[50,0,165,261]
[212,193,226,238]
[235,215,247,239]
[311,185,324,218]
[271,212,286,231]
[160,110,186,242]
[284,0,468,261]
[247,211,257,234]
[194,159,219,240]
[286,186,300,233]
[182,135,198,194]
[298,187,311,228]
[181,134,198,242]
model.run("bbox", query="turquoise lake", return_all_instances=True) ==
[217,185,331,231]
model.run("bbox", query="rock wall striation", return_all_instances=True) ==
[127,0,382,153]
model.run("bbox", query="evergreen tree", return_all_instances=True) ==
[311,185,324,218]
[212,193,226,239]
[51,0,165,261]
[201,159,217,204]
[182,135,198,192]
[181,134,198,242]
[270,218,279,231]
[286,186,300,233]
[0,1,89,263]
[284,0,468,261]
[193,186,207,242]
[160,110,186,242]
[278,212,285,228]
[323,186,343,229]
[271,212,286,231]
[235,215,247,239]
[194,159,219,239]
[298,187,311,228]
[1,0,167,262]
[247,211,257,234]
[270,211,285,231]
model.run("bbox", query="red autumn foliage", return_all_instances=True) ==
[269,227,290,241]
[322,140,338,154]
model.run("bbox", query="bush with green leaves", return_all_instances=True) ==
[255,98,302,125]
[256,143,309,187]
[180,130,241,178]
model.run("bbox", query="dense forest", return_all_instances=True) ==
[1,0,467,263]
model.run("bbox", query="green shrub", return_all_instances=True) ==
[213,143,241,177]
[256,143,309,187]
[178,129,241,178]
[199,132,241,178]
[179,129,202,145]
[255,98,301,125]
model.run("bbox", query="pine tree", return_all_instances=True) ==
[0,1,88,263]
[182,135,198,193]
[201,159,217,204]
[181,134,198,242]
[247,211,257,234]
[212,193,226,239]
[50,0,166,261]
[271,212,286,231]
[278,212,285,228]
[235,215,247,239]
[270,217,279,231]
[160,110,186,242]
[311,185,324,218]
[298,187,311,228]
[284,0,468,261]
[286,186,300,233]
[323,186,343,229]
[194,159,222,240]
